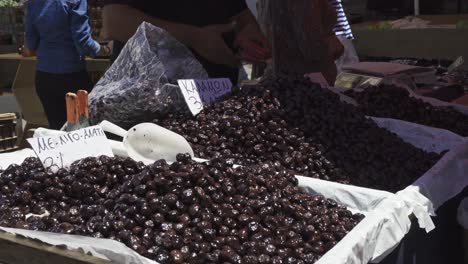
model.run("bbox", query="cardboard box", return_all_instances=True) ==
[0,113,18,153]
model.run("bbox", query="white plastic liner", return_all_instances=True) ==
[411,140,468,210]
[297,177,432,263]
[335,81,468,212]
[0,148,35,170]
[368,117,467,210]
[370,117,465,154]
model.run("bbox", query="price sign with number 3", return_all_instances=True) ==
[178,78,233,115]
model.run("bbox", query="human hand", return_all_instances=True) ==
[20,46,37,57]
[97,43,112,57]
[191,23,240,67]
[234,23,271,63]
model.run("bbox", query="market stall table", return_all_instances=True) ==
[352,15,468,70]
[0,53,110,128]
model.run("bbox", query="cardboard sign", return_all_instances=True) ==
[27,126,114,172]
[178,78,233,115]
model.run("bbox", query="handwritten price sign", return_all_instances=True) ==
[178,78,233,115]
[27,126,114,172]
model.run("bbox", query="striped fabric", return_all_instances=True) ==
[329,0,354,39]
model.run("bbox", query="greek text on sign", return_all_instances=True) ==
[27,126,114,172]
[177,78,233,115]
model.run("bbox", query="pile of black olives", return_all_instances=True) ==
[0,155,363,264]
[345,85,468,136]
[155,76,441,192]
[445,69,468,86]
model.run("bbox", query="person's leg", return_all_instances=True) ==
[68,70,93,93]
[35,71,68,130]
[110,40,125,65]
[35,70,93,130]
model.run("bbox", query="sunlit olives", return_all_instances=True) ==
[155,75,440,192]
[1,155,362,263]
[346,84,468,137]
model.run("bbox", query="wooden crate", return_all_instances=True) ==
[0,113,18,153]
[0,231,111,264]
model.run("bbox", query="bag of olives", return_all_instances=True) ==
[89,22,208,129]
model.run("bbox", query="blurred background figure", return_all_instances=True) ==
[25,0,109,129]
[330,0,359,73]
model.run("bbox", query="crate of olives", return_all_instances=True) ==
[344,84,468,137]
[0,113,18,153]
[153,76,443,193]
[0,75,465,263]
[0,150,425,264]
[339,83,468,209]
[148,75,468,221]
[151,75,467,208]
[367,116,468,210]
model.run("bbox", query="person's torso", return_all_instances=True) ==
[121,0,247,83]
[28,0,85,73]
[130,0,244,26]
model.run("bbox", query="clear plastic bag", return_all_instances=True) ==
[335,36,360,73]
[89,22,208,128]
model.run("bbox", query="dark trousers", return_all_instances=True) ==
[110,40,125,64]
[35,70,92,130]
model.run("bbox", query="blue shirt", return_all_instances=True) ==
[329,0,354,39]
[26,0,100,73]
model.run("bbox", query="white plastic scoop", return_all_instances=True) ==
[99,121,194,164]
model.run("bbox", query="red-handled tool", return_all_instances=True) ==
[64,90,90,131]
[65,93,78,131]
[77,90,90,127]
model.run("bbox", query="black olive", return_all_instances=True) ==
[153,76,440,192]
[0,155,364,263]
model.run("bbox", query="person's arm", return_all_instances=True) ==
[103,4,239,66]
[25,3,39,51]
[230,9,271,63]
[69,0,101,57]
